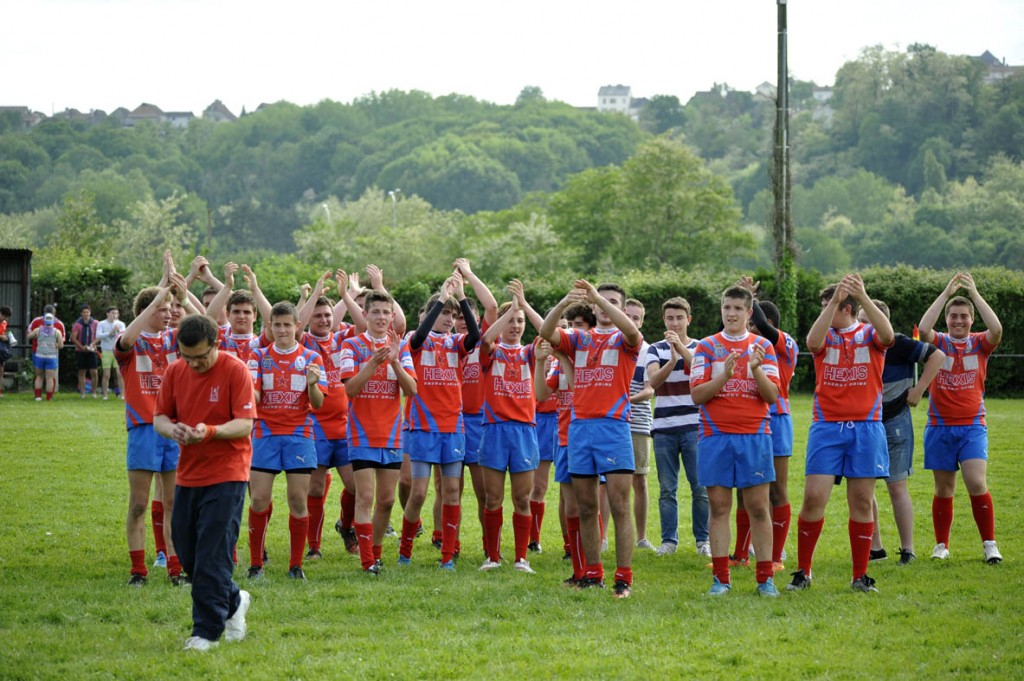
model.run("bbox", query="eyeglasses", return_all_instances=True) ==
[180,347,214,362]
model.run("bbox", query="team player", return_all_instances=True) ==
[116,274,196,585]
[690,286,781,596]
[245,302,327,581]
[529,311,565,554]
[154,314,256,651]
[401,274,480,569]
[645,297,709,557]
[788,275,894,593]
[340,289,417,574]
[918,272,1003,564]
[540,280,642,599]
[205,262,274,365]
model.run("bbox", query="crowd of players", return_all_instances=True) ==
[93,251,1003,650]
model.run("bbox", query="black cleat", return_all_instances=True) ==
[246,566,264,580]
[851,574,879,593]
[897,549,916,566]
[527,541,542,554]
[305,548,323,561]
[127,573,147,587]
[612,580,632,599]
[576,577,605,590]
[786,569,812,591]
[869,548,888,562]
[169,573,191,587]
[288,566,307,581]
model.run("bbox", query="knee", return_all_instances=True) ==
[128,500,148,519]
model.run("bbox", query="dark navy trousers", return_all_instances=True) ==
[172,481,246,640]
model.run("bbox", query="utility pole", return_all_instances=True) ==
[772,0,797,330]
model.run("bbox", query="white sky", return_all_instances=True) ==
[3,0,1022,117]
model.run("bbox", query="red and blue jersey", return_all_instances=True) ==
[248,343,327,438]
[409,331,470,433]
[460,319,489,415]
[770,331,799,416]
[928,331,997,427]
[482,341,536,425]
[811,322,890,422]
[535,355,559,415]
[546,360,574,447]
[340,332,415,448]
[219,330,262,365]
[302,325,357,440]
[116,329,179,429]
[690,331,780,436]
[554,327,639,422]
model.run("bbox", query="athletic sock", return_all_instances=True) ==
[796,515,825,575]
[734,508,751,559]
[151,500,167,555]
[166,554,182,578]
[129,549,148,577]
[34,388,41,399]
[614,566,633,586]
[933,495,954,546]
[248,507,270,568]
[585,562,605,581]
[512,512,532,562]
[354,521,374,569]
[432,529,443,544]
[567,516,584,580]
[441,504,460,563]
[849,519,874,580]
[340,489,355,529]
[712,555,730,585]
[529,500,545,544]
[46,390,53,401]
[755,560,774,585]
[484,507,503,562]
[400,516,419,559]
[772,503,791,563]
[970,491,995,542]
[306,495,325,551]
[288,514,309,569]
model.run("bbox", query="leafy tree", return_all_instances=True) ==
[639,95,685,134]
[113,193,199,288]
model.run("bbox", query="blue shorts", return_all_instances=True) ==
[924,424,988,471]
[805,420,889,479]
[252,435,317,472]
[479,421,539,474]
[536,411,558,462]
[554,444,571,484]
[463,412,483,465]
[568,418,634,477]
[349,446,404,467]
[126,424,180,472]
[315,436,350,469]
[407,430,466,466]
[883,406,914,482]
[34,355,58,371]
[411,460,464,479]
[697,433,775,489]
[770,413,793,457]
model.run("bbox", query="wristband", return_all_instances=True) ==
[202,425,218,443]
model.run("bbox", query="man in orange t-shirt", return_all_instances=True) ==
[155,314,256,652]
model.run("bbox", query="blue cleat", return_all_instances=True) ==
[757,577,780,597]
[397,555,412,566]
[707,576,731,596]
[439,560,455,571]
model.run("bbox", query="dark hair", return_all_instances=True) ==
[596,283,626,305]
[201,286,218,301]
[944,295,974,318]
[177,313,219,347]
[722,286,753,309]
[314,295,334,309]
[270,301,299,322]
[227,290,256,312]
[0,305,11,317]
[759,300,781,328]
[662,297,691,315]
[363,289,393,311]
[820,284,858,317]
[565,303,597,328]
[80,303,91,311]
[426,292,459,314]
[44,304,56,314]
[105,306,118,315]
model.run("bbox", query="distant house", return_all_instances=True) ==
[125,103,163,127]
[203,100,237,123]
[754,81,777,101]
[0,106,45,129]
[597,85,647,122]
[162,111,194,129]
[52,108,107,126]
[974,50,1022,84]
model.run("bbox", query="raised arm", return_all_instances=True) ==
[577,279,642,347]
[334,269,366,334]
[807,280,847,355]
[847,274,893,346]
[481,295,519,350]
[961,272,1002,346]
[507,279,543,333]
[205,262,238,323]
[454,258,498,326]
[366,264,406,335]
[298,271,333,330]
[539,288,586,345]
[918,273,961,344]
[117,286,171,351]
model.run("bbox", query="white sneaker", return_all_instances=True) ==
[655,542,678,556]
[931,542,950,560]
[223,590,250,642]
[479,558,502,571]
[696,541,712,557]
[184,636,219,652]
[513,558,535,574]
[983,540,1002,564]
[636,538,656,551]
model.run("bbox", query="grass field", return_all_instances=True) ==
[1,392,1022,679]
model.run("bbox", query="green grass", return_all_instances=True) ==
[1,393,1022,679]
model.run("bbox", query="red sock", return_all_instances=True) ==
[248,507,270,568]
[567,516,584,580]
[289,515,309,569]
[46,391,53,401]
[151,500,167,555]
[400,516,419,559]
[585,563,605,581]
[529,500,545,544]
[354,522,374,569]
[734,508,751,559]
[970,492,995,541]
[772,504,791,563]
[849,519,874,580]
[441,504,460,563]
[712,556,730,585]
[933,495,954,546]
[340,489,355,529]
[614,566,633,586]
[372,544,382,561]
[756,560,774,584]
[35,388,41,399]
[432,529,442,544]
[166,554,182,578]
[796,516,825,575]
[484,507,503,562]
[129,549,148,577]
[306,495,325,551]
[512,512,532,562]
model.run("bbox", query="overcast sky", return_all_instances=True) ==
[4,0,1022,116]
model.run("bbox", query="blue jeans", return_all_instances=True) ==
[653,429,709,546]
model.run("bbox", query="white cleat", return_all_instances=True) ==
[184,636,219,652]
[983,540,1002,565]
[223,590,251,642]
[931,542,950,560]
[479,559,502,571]
[513,558,535,574]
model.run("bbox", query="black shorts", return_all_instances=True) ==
[76,351,99,370]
